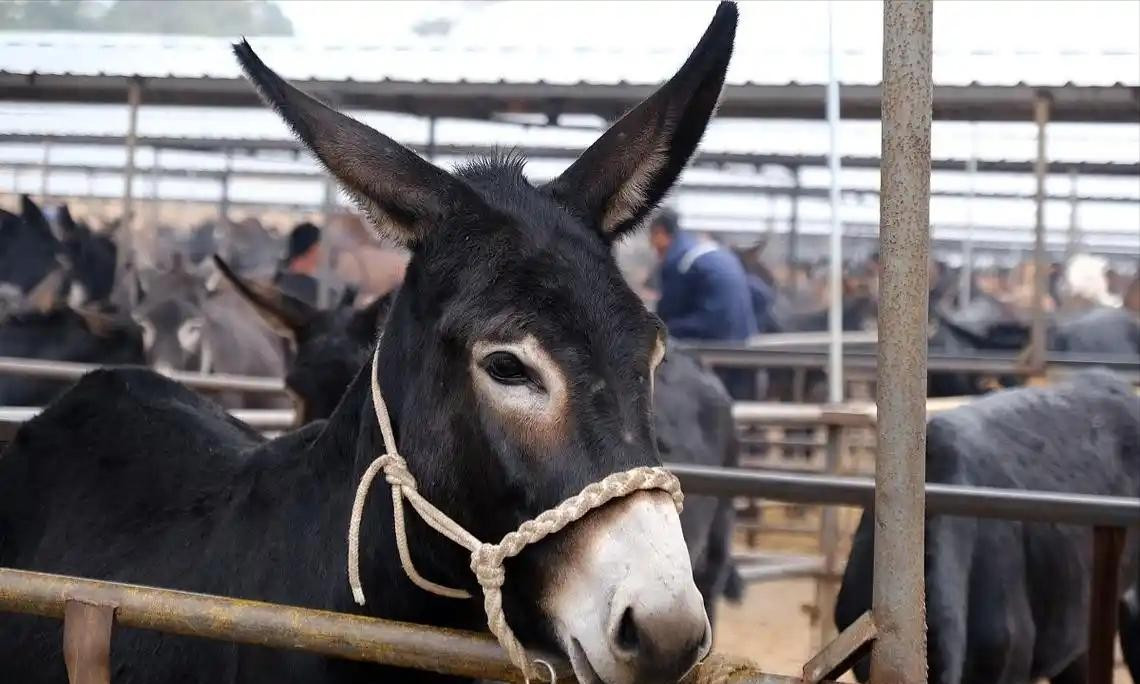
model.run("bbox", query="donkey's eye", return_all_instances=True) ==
[483,351,531,386]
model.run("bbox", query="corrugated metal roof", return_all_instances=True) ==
[1,31,1137,88]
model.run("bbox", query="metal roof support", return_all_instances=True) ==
[872,2,932,683]
[3,133,1136,177]
[147,148,161,231]
[1029,93,1052,373]
[788,166,801,294]
[826,1,845,405]
[117,78,142,307]
[959,150,978,309]
[38,140,50,200]
[318,177,336,308]
[1066,168,1080,259]
[219,147,232,224]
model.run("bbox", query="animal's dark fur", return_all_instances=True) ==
[0,307,144,405]
[0,196,117,305]
[835,371,1140,684]
[221,257,743,625]
[0,5,739,681]
[652,349,744,621]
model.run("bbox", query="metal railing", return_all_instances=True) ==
[670,464,1140,527]
[681,344,1140,381]
[0,463,1133,684]
[2,346,1137,401]
[0,356,286,394]
[0,566,843,684]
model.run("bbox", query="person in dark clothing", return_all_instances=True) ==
[275,222,322,306]
[649,208,760,399]
[747,273,778,334]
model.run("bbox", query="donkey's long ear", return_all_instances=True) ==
[56,205,81,240]
[545,2,736,240]
[20,195,55,240]
[212,255,314,342]
[232,41,483,247]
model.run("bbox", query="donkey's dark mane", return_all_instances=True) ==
[453,149,529,185]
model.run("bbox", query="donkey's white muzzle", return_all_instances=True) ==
[545,491,710,684]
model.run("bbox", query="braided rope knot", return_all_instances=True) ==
[378,454,417,490]
[471,544,506,590]
[349,349,686,681]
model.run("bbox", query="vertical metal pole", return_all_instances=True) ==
[789,166,801,294]
[826,1,845,404]
[1088,526,1125,684]
[219,148,233,223]
[814,424,843,648]
[118,79,142,307]
[62,600,115,684]
[39,141,51,201]
[426,116,438,161]
[1065,168,1079,260]
[317,179,336,308]
[872,3,932,684]
[1029,93,1051,373]
[960,129,978,309]
[148,148,161,240]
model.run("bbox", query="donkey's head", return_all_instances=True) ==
[236,4,735,682]
[213,255,390,424]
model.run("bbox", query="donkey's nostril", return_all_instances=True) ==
[615,606,640,654]
[606,591,709,681]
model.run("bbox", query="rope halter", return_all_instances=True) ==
[348,347,684,682]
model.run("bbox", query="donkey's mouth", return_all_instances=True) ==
[568,638,605,684]
[544,491,708,684]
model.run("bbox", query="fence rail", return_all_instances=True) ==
[2,348,1137,398]
[0,568,835,684]
[669,464,1140,527]
[0,356,286,394]
[680,344,1140,381]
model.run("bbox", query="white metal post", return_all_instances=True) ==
[826,0,845,405]
[960,124,978,309]
[117,79,142,308]
[1066,168,1079,259]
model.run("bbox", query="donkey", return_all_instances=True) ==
[0,197,118,311]
[0,304,145,406]
[215,257,743,623]
[131,258,290,408]
[0,5,738,683]
[835,371,1140,684]
[212,255,391,424]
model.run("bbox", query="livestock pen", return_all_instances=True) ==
[0,2,1138,684]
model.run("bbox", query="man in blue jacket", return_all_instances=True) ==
[649,209,760,399]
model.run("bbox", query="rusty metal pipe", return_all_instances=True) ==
[63,599,114,684]
[668,464,1140,528]
[0,356,286,394]
[1088,526,1126,684]
[0,568,839,684]
[1030,93,1052,373]
[0,568,571,683]
[118,78,142,308]
[873,2,933,682]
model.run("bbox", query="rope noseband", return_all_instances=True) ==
[348,347,683,681]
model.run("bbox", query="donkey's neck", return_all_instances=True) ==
[308,338,485,632]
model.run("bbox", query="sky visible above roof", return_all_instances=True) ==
[276,1,1140,53]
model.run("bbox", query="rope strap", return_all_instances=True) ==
[348,348,684,681]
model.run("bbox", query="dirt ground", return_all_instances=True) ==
[711,576,1132,683]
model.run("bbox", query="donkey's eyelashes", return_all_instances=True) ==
[482,351,541,389]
